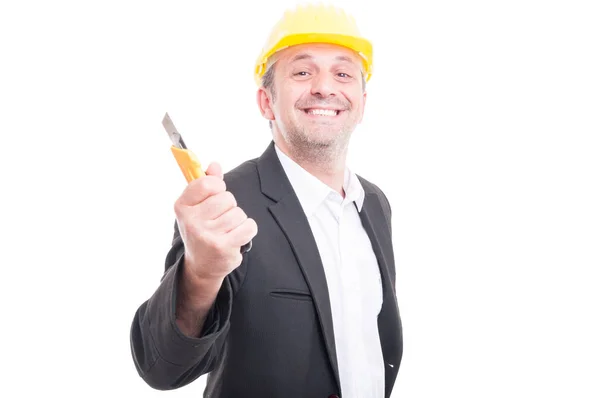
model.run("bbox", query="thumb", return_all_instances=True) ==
[205,162,223,179]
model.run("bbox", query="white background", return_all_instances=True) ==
[1,0,599,397]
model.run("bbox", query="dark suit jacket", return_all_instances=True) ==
[130,141,403,398]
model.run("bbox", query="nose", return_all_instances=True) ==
[310,72,336,98]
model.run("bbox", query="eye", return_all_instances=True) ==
[338,72,350,78]
[295,71,310,76]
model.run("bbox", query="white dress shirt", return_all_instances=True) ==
[275,144,384,398]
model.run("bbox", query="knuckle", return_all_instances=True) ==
[224,191,237,207]
[245,217,258,232]
[179,185,199,206]
[226,209,247,230]
[196,178,213,193]
[232,206,247,221]
[173,200,182,215]
[212,177,227,192]
[174,200,192,219]
[201,178,226,198]
[232,253,243,267]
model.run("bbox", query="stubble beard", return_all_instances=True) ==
[283,122,353,170]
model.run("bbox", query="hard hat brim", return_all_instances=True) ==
[255,33,373,86]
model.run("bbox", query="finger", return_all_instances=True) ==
[177,176,226,207]
[205,162,223,179]
[195,191,238,221]
[210,206,246,233]
[225,218,258,248]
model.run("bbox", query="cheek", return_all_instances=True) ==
[340,86,364,108]
[281,82,309,106]
[278,93,302,116]
[273,100,297,125]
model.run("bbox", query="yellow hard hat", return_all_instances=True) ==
[254,3,373,86]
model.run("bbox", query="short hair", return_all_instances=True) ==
[261,64,277,129]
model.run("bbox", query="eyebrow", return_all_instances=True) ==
[334,55,354,63]
[290,53,313,63]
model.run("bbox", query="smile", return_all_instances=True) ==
[303,108,341,116]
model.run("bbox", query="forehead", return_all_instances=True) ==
[274,43,364,69]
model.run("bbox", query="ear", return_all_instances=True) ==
[257,87,275,121]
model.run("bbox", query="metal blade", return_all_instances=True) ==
[162,112,187,149]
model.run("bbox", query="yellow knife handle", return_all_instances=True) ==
[170,146,206,183]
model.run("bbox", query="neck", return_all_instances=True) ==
[275,138,348,196]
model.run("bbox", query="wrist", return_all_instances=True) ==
[180,257,224,308]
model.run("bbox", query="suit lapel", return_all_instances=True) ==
[358,191,395,301]
[358,190,403,394]
[257,142,341,392]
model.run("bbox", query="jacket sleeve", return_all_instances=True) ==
[129,223,238,390]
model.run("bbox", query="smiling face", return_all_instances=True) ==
[257,43,367,163]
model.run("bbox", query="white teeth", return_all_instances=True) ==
[308,109,338,116]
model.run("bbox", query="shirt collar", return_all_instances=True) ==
[275,144,365,216]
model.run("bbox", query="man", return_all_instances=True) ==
[130,4,403,397]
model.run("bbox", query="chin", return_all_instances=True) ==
[281,115,354,147]
[304,128,355,152]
